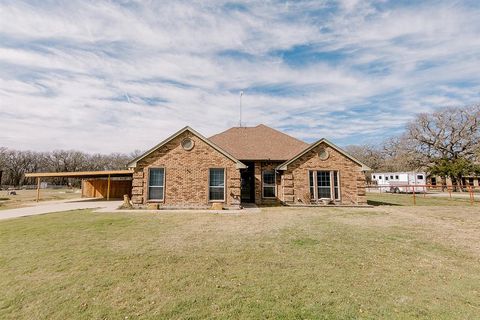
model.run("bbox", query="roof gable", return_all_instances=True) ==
[209,124,309,161]
[127,126,247,169]
[276,138,371,171]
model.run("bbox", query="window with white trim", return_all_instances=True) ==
[309,170,340,200]
[209,168,225,201]
[262,170,276,198]
[148,168,165,200]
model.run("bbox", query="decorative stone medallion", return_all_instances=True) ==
[181,138,195,151]
[318,147,329,160]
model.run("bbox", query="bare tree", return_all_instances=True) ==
[344,144,385,171]
[407,105,479,159]
[2,150,38,187]
[381,136,425,172]
[129,149,145,160]
[0,147,139,187]
[406,105,480,189]
[87,153,132,171]
[346,138,423,174]
[0,147,6,187]
[47,150,88,172]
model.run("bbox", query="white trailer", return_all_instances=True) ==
[371,172,427,193]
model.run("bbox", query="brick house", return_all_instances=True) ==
[127,125,370,208]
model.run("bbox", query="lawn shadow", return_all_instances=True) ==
[367,200,402,206]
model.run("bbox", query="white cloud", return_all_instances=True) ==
[1,0,480,153]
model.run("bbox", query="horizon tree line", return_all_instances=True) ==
[0,149,143,187]
[1,104,479,189]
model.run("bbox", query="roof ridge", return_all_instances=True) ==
[255,124,308,145]
[208,124,310,161]
[248,123,309,145]
[209,124,308,145]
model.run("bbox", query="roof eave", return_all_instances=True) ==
[127,126,247,169]
[237,158,288,162]
[276,138,372,171]
[25,170,134,178]
[236,162,248,169]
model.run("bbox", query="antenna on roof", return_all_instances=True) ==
[239,91,244,127]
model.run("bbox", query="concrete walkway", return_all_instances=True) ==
[0,199,122,221]
[0,199,261,221]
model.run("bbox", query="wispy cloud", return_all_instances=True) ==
[1,0,480,153]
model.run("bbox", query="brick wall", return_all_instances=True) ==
[131,131,241,208]
[282,142,366,205]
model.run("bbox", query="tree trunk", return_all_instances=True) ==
[457,175,464,192]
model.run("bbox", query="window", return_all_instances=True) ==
[395,175,399,180]
[262,170,276,198]
[431,177,437,186]
[373,175,376,179]
[385,176,389,181]
[148,168,165,201]
[390,175,394,179]
[317,171,331,198]
[379,176,382,180]
[209,168,225,201]
[417,175,424,180]
[309,171,340,200]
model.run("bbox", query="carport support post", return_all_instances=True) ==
[36,177,41,202]
[107,174,111,201]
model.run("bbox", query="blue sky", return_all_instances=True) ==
[1,0,480,153]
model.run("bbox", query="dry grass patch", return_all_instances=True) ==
[0,189,81,210]
[367,192,479,207]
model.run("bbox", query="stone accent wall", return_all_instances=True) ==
[282,142,367,205]
[131,130,241,208]
[254,162,262,205]
[282,173,294,203]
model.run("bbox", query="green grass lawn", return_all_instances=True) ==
[367,192,480,206]
[1,206,479,319]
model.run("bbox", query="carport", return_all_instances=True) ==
[25,170,133,202]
